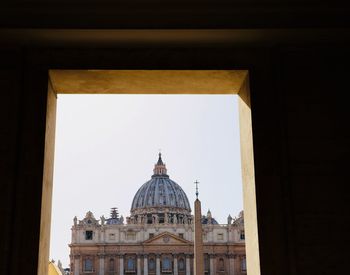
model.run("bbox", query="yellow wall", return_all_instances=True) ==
[48,262,62,275]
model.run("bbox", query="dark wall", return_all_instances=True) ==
[0,0,349,28]
[0,2,349,275]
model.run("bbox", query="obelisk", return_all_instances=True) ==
[194,180,204,275]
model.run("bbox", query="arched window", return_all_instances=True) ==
[109,258,115,272]
[219,258,225,271]
[149,258,156,271]
[241,258,247,272]
[178,258,185,271]
[85,230,93,240]
[84,258,93,272]
[240,230,245,240]
[127,258,135,271]
[162,257,171,271]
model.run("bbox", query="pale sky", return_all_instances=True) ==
[50,94,243,268]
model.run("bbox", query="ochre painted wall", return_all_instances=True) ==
[48,262,62,275]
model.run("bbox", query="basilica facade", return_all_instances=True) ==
[69,154,246,275]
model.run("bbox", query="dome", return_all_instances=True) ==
[130,154,191,215]
[201,210,219,224]
[131,177,191,212]
[201,216,219,225]
[106,207,124,225]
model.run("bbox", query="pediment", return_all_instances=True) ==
[143,232,192,245]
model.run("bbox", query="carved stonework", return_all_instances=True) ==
[69,155,246,274]
[163,236,170,243]
[97,253,105,259]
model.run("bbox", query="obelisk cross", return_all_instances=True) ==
[194,180,200,199]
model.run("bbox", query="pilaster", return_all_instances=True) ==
[228,254,235,275]
[119,254,124,275]
[137,255,141,275]
[185,254,191,275]
[73,254,80,275]
[209,254,215,275]
[143,254,148,275]
[156,254,160,275]
[98,254,105,275]
[173,254,178,275]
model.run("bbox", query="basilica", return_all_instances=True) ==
[69,154,246,275]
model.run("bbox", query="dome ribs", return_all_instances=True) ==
[130,155,191,220]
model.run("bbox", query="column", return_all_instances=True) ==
[99,255,105,275]
[119,254,124,275]
[186,255,191,275]
[143,255,148,275]
[173,254,178,275]
[209,255,215,275]
[229,254,235,275]
[74,255,80,275]
[156,254,161,275]
[137,255,141,275]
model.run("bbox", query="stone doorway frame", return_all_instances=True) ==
[40,70,259,275]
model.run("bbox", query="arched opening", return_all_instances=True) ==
[219,258,225,272]
[162,256,172,272]
[109,258,115,272]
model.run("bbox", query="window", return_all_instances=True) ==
[149,258,156,271]
[149,233,154,239]
[84,259,93,272]
[219,258,225,271]
[178,233,184,239]
[178,258,185,271]
[127,258,135,271]
[204,256,210,272]
[217,233,223,240]
[147,215,153,224]
[85,230,93,240]
[109,258,115,272]
[109,233,115,240]
[240,230,245,240]
[126,232,136,240]
[241,258,247,272]
[162,257,172,272]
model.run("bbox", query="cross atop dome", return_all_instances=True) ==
[157,152,164,165]
[153,152,168,176]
